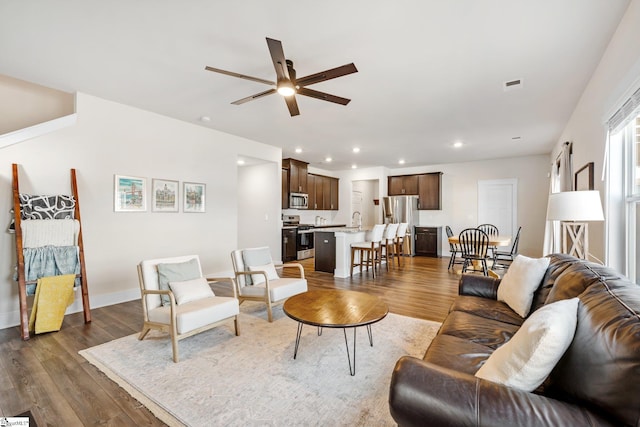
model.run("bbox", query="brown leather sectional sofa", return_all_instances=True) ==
[389,253,640,426]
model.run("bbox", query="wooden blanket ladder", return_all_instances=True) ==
[12,163,91,340]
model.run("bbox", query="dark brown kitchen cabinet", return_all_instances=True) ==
[314,231,336,273]
[307,173,316,210]
[418,172,442,210]
[309,174,339,210]
[282,228,297,262]
[282,168,289,209]
[414,226,442,257]
[314,174,324,210]
[388,175,419,195]
[283,158,308,194]
[330,177,339,210]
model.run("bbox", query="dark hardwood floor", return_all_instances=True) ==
[0,255,464,425]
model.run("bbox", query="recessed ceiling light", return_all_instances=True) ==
[199,116,211,122]
[295,147,302,153]
[398,159,405,165]
[453,141,463,148]
[325,157,332,162]
[237,159,245,165]
[352,147,360,153]
[351,164,357,169]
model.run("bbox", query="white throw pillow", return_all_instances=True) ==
[475,297,579,392]
[169,277,215,305]
[248,263,279,285]
[497,255,550,317]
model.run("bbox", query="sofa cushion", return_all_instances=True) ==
[475,297,579,392]
[439,310,520,350]
[157,258,202,306]
[423,334,493,375]
[497,255,550,317]
[147,296,239,334]
[169,277,215,305]
[449,295,525,326]
[548,280,640,427]
[248,262,279,285]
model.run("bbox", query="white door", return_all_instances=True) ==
[478,179,517,249]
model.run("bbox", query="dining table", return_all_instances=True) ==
[447,235,512,247]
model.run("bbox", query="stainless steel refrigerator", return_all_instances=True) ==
[382,195,419,255]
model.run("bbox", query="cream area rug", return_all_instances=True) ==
[80,302,440,427]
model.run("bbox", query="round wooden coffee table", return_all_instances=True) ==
[283,289,389,375]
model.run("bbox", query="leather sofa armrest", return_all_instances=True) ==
[458,273,500,299]
[389,356,615,427]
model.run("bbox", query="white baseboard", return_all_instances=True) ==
[0,287,141,331]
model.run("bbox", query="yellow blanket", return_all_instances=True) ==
[28,274,76,334]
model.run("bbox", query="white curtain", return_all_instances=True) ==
[543,142,572,255]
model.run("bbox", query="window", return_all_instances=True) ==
[624,116,640,283]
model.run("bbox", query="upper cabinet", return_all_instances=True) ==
[310,173,339,210]
[388,175,419,195]
[388,172,442,210]
[283,158,308,193]
[417,172,442,210]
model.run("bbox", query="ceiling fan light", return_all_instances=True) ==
[277,80,296,97]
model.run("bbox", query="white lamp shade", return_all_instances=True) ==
[546,191,604,222]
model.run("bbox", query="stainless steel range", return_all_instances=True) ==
[282,214,315,260]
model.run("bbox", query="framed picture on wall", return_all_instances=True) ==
[183,182,206,213]
[114,174,147,212]
[152,179,179,212]
[574,162,594,191]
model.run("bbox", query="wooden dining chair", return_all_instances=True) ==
[445,225,464,270]
[493,226,522,269]
[459,228,490,276]
[478,224,499,260]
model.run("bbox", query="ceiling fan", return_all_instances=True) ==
[205,37,358,117]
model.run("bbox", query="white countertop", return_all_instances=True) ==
[313,226,371,233]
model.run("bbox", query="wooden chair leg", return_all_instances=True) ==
[138,326,151,341]
[266,299,274,322]
[350,247,356,277]
[234,315,240,335]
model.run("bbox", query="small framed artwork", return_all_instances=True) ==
[183,182,206,213]
[152,179,179,212]
[114,174,147,212]
[574,162,594,191]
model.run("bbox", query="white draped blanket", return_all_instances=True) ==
[21,219,79,248]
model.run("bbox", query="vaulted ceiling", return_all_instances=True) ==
[0,1,631,170]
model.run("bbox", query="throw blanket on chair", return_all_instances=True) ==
[21,219,80,248]
[22,246,80,295]
[28,274,76,334]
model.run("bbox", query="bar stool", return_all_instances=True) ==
[380,223,399,270]
[395,222,409,267]
[350,224,386,277]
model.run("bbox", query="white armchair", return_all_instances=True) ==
[137,255,240,362]
[231,247,307,322]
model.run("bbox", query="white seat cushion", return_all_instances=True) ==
[148,296,239,334]
[239,277,307,302]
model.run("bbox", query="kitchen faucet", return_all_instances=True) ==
[352,211,362,229]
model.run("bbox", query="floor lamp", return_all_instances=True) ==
[546,191,604,259]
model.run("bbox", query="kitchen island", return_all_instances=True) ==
[313,227,372,278]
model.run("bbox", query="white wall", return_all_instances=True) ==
[0,92,281,328]
[550,0,640,268]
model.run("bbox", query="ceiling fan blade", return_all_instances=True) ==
[205,66,275,86]
[284,95,300,116]
[266,37,289,81]
[296,63,358,87]
[297,87,351,105]
[231,88,277,105]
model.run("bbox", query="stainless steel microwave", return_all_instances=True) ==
[289,192,309,209]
